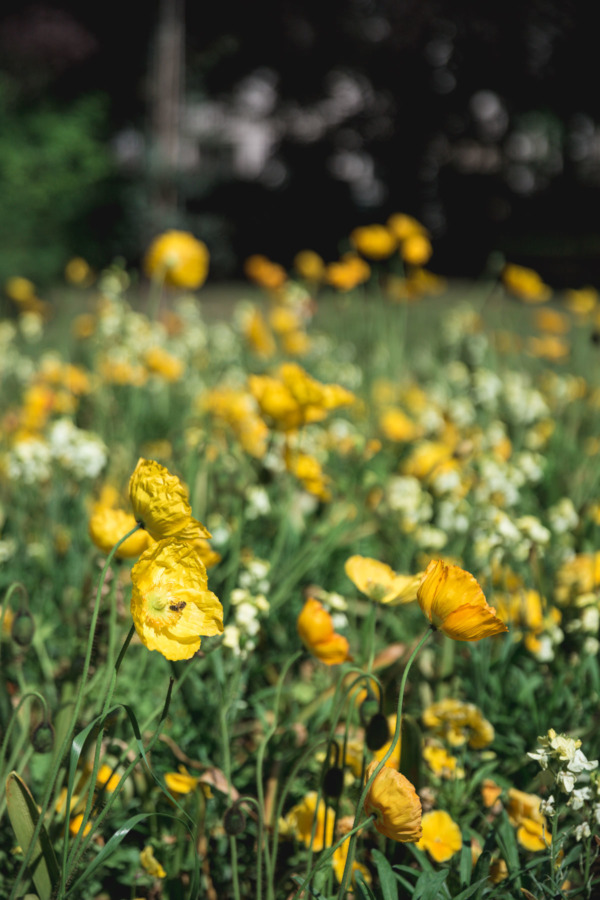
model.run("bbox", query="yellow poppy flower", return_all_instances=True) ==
[502,264,551,303]
[416,809,462,862]
[244,254,287,290]
[350,224,397,260]
[281,792,335,851]
[481,778,503,808]
[145,346,185,381]
[96,764,121,793]
[372,714,401,770]
[294,249,326,282]
[297,597,350,665]
[507,788,551,851]
[345,555,421,605]
[140,844,167,878]
[417,560,508,641]
[144,230,209,290]
[379,408,422,442]
[130,539,223,661]
[363,760,422,842]
[164,766,199,795]
[387,213,428,242]
[69,813,92,838]
[89,507,152,558]
[401,234,433,267]
[332,835,372,886]
[129,458,211,542]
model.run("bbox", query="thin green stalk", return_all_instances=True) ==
[9,525,140,900]
[336,626,433,898]
[292,815,376,899]
[0,691,48,778]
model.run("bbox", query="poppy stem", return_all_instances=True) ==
[336,625,434,899]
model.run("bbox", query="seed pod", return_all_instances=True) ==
[223,804,246,836]
[365,712,390,751]
[323,766,344,799]
[32,720,54,754]
[11,609,35,647]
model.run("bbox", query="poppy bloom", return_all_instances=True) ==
[363,760,422,842]
[89,507,152,558]
[129,458,211,542]
[130,539,223,661]
[417,560,508,641]
[144,230,209,290]
[507,788,551,852]
[297,597,350,665]
[345,555,421,605]
[281,792,335,851]
[416,809,462,862]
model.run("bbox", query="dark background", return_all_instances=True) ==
[1,0,599,285]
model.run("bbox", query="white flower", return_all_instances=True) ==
[575,822,591,842]
[556,770,576,793]
[569,788,592,811]
[567,750,598,775]
[539,796,555,816]
[527,748,550,770]
[548,731,581,762]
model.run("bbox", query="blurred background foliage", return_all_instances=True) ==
[1,0,600,285]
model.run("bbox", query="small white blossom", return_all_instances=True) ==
[575,822,591,842]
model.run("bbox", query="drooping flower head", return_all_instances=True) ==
[417,560,508,641]
[129,458,211,542]
[363,760,422,842]
[130,539,223,660]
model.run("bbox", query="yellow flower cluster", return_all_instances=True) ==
[422,697,495,748]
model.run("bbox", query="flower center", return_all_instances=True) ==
[145,588,183,630]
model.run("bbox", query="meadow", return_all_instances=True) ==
[1,220,600,900]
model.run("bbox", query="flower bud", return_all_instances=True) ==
[322,766,344,799]
[223,804,246,836]
[11,609,35,647]
[366,712,390,751]
[32,720,54,754]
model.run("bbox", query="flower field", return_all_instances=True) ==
[2,222,600,899]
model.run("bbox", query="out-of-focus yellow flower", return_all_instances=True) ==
[145,346,185,381]
[423,743,464,779]
[65,257,93,286]
[417,560,508,641]
[164,765,199,795]
[350,224,396,260]
[4,276,36,302]
[507,788,550,852]
[140,844,167,878]
[332,835,372,886]
[387,213,428,242]
[401,441,456,482]
[401,234,433,266]
[89,507,152,558]
[244,254,287,290]
[249,364,353,432]
[72,313,96,339]
[269,305,301,334]
[294,250,325,282]
[285,448,332,501]
[372,715,401,770]
[326,254,371,291]
[282,328,311,356]
[129,458,210,542]
[99,355,148,386]
[130,539,223,661]
[363,760,422,842]
[96,764,121,793]
[144,230,209,290]
[555,552,600,604]
[564,286,598,316]
[379,408,422,442]
[527,335,570,362]
[481,778,503,808]
[69,813,92,837]
[503,264,551,303]
[345,555,421,605]
[416,809,462,861]
[422,698,495,749]
[297,597,350,665]
[281,792,335,850]
[489,858,509,883]
[203,386,269,458]
[242,307,277,358]
[533,308,570,334]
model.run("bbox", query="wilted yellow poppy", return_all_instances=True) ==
[416,809,462,861]
[130,539,223,661]
[363,760,422,842]
[297,597,350,665]
[417,560,508,641]
[89,507,152,558]
[129,458,211,542]
[144,230,209,290]
[345,555,421,605]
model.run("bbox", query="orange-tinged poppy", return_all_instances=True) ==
[417,560,508,641]
[130,539,223,661]
[345,555,421,605]
[363,760,422,842]
[297,597,350,665]
[416,809,462,862]
[129,458,211,542]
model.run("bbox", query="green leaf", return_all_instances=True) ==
[372,849,399,900]
[5,771,59,900]
[354,869,378,900]
[452,879,490,900]
[459,840,473,887]
[412,869,450,900]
